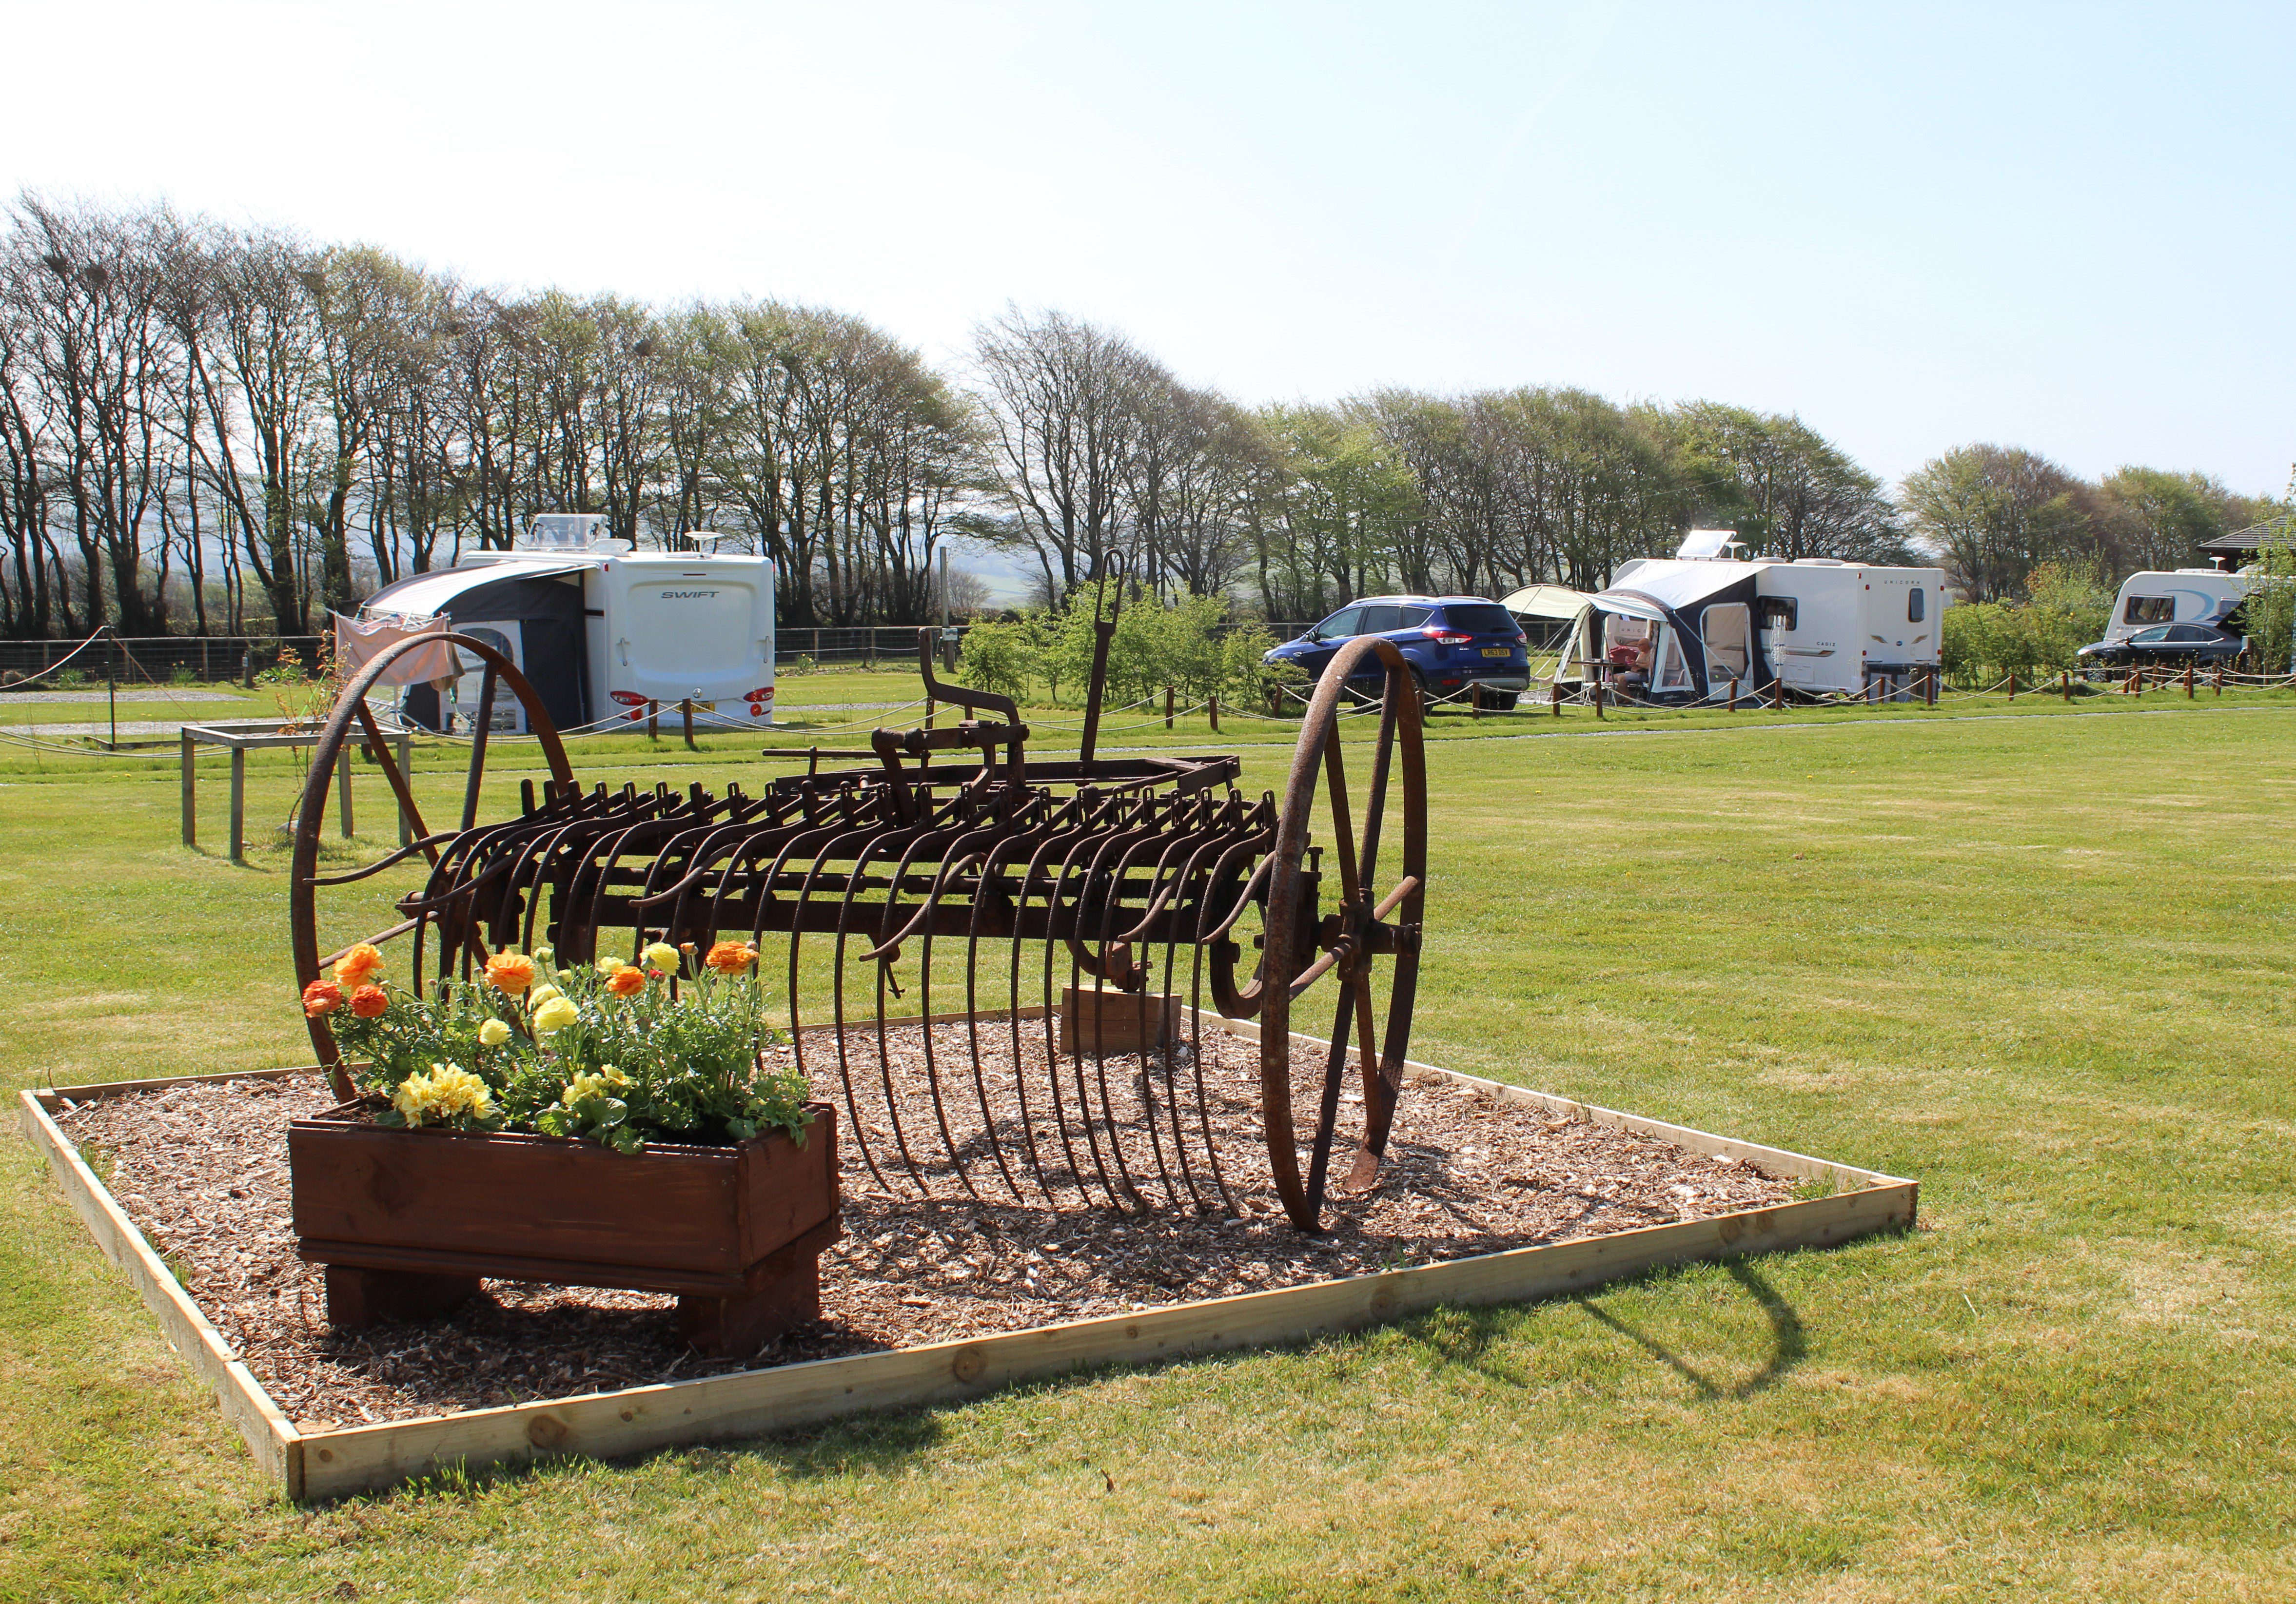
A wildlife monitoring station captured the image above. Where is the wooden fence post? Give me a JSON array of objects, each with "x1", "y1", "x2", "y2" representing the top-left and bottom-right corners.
[
  {"x1": 646, "y1": 701, "x2": 659, "y2": 740},
  {"x1": 2215, "y1": 664, "x2": 2224, "y2": 697},
  {"x1": 1550, "y1": 680, "x2": 1563, "y2": 717},
  {"x1": 2061, "y1": 670, "x2": 2071, "y2": 702},
  {"x1": 680, "y1": 698, "x2": 696, "y2": 749},
  {"x1": 1165, "y1": 686, "x2": 1174, "y2": 730},
  {"x1": 1727, "y1": 675, "x2": 1739, "y2": 711},
  {"x1": 1208, "y1": 693, "x2": 1219, "y2": 734},
  {"x1": 228, "y1": 744, "x2": 246, "y2": 865},
  {"x1": 1769, "y1": 677, "x2": 1784, "y2": 710},
  {"x1": 180, "y1": 730, "x2": 196, "y2": 848},
  {"x1": 1593, "y1": 681, "x2": 1606, "y2": 720},
  {"x1": 396, "y1": 732, "x2": 413, "y2": 847},
  {"x1": 2006, "y1": 669, "x2": 2015, "y2": 701},
  {"x1": 337, "y1": 749, "x2": 354, "y2": 839},
  {"x1": 2185, "y1": 662, "x2": 2195, "y2": 699}
]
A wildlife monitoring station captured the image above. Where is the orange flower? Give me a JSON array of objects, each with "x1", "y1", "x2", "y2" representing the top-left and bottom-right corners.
[
  {"x1": 704, "y1": 940, "x2": 758, "y2": 975},
  {"x1": 301, "y1": 979, "x2": 344, "y2": 1017},
  {"x1": 484, "y1": 952, "x2": 537, "y2": 996},
  {"x1": 349, "y1": 984, "x2": 390, "y2": 1018},
  {"x1": 606, "y1": 966, "x2": 646, "y2": 998},
  {"x1": 333, "y1": 943, "x2": 384, "y2": 988}
]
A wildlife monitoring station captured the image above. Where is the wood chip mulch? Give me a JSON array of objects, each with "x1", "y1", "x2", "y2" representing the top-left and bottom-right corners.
[{"x1": 51, "y1": 1030, "x2": 1792, "y2": 1428}]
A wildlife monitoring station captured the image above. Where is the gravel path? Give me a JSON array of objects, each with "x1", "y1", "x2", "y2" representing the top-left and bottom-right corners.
[{"x1": 54, "y1": 1043, "x2": 1792, "y2": 1428}]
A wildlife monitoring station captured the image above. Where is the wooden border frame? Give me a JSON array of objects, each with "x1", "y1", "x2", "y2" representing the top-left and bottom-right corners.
[{"x1": 19, "y1": 1022, "x2": 1914, "y2": 1503}]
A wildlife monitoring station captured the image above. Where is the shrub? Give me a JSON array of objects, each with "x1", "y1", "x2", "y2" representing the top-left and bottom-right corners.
[
  {"x1": 955, "y1": 619, "x2": 1031, "y2": 702},
  {"x1": 956, "y1": 588, "x2": 1304, "y2": 711}
]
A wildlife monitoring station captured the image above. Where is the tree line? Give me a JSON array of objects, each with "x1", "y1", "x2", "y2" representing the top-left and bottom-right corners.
[{"x1": 0, "y1": 195, "x2": 2282, "y2": 642}]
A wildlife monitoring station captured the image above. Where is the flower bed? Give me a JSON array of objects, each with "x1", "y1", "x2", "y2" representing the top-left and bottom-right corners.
[
  {"x1": 55, "y1": 1029, "x2": 1803, "y2": 1426},
  {"x1": 293, "y1": 938, "x2": 836, "y2": 1352}
]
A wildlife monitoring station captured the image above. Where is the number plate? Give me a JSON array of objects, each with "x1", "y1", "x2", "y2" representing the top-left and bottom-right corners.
[{"x1": 1480, "y1": 647, "x2": 1511, "y2": 658}]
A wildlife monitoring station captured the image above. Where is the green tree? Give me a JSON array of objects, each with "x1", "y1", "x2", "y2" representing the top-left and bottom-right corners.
[{"x1": 1900, "y1": 445, "x2": 2094, "y2": 604}]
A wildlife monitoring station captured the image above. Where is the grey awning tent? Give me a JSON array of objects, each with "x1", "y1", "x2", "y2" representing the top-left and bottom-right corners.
[
  {"x1": 361, "y1": 560, "x2": 591, "y2": 733},
  {"x1": 1579, "y1": 559, "x2": 1768, "y2": 701}
]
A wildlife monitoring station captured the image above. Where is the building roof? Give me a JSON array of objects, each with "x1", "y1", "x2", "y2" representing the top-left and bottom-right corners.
[{"x1": 2200, "y1": 519, "x2": 2294, "y2": 554}]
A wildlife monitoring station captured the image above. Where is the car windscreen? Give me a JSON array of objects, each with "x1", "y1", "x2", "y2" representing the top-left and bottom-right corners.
[{"x1": 1438, "y1": 604, "x2": 1515, "y2": 634}]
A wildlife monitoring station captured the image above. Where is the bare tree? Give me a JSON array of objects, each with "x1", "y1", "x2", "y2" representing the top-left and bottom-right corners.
[{"x1": 971, "y1": 307, "x2": 1143, "y2": 601}]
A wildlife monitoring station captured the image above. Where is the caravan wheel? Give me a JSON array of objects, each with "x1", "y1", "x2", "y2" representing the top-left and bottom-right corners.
[{"x1": 1257, "y1": 636, "x2": 1428, "y2": 1232}]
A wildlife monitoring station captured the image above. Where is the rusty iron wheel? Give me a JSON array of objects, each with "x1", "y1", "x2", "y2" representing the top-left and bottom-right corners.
[
  {"x1": 288, "y1": 631, "x2": 574, "y2": 1099},
  {"x1": 1256, "y1": 636, "x2": 1428, "y2": 1231}
]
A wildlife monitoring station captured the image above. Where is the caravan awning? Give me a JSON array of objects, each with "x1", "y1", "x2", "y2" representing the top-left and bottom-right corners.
[
  {"x1": 359, "y1": 559, "x2": 592, "y2": 622},
  {"x1": 1593, "y1": 558, "x2": 1763, "y2": 613},
  {"x1": 1499, "y1": 583, "x2": 1590, "y2": 620},
  {"x1": 1588, "y1": 593, "x2": 1666, "y2": 624}
]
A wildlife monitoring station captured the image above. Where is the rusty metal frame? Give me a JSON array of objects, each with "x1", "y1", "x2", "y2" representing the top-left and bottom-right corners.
[{"x1": 287, "y1": 608, "x2": 1429, "y2": 1232}]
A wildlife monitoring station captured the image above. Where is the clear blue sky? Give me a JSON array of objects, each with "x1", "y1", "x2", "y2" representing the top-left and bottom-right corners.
[{"x1": 3, "y1": 0, "x2": 2288, "y2": 495}]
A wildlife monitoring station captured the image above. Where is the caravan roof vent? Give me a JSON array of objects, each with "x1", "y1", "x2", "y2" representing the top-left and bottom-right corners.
[
  {"x1": 1675, "y1": 528, "x2": 1740, "y2": 560},
  {"x1": 520, "y1": 514, "x2": 613, "y2": 550},
  {"x1": 1791, "y1": 557, "x2": 1847, "y2": 566}
]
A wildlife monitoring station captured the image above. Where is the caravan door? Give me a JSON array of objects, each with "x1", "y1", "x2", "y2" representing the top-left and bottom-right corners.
[
  {"x1": 1701, "y1": 603, "x2": 1752, "y2": 696},
  {"x1": 445, "y1": 622, "x2": 527, "y2": 734}
]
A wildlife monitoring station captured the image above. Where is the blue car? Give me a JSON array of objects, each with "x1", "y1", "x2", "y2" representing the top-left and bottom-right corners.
[{"x1": 1263, "y1": 596, "x2": 1530, "y2": 708}]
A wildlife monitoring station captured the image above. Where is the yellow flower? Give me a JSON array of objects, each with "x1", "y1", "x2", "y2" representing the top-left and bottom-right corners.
[
  {"x1": 532, "y1": 944, "x2": 553, "y2": 964},
  {"x1": 561, "y1": 1071, "x2": 614, "y2": 1107},
  {"x1": 532, "y1": 995, "x2": 580, "y2": 1034},
  {"x1": 603, "y1": 1066, "x2": 631, "y2": 1089},
  {"x1": 643, "y1": 941, "x2": 682, "y2": 973},
  {"x1": 391, "y1": 1064, "x2": 494, "y2": 1127},
  {"x1": 477, "y1": 1018, "x2": 511, "y2": 1047},
  {"x1": 527, "y1": 983, "x2": 562, "y2": 1009},
  {"x1": 596, "y1": 957, "x2": 628, "y2": 976},
  {"x1": 556, "y1": 969, "x2": 573, "y2": 983},
  {"x1": 428, "y1": 1065, "x2": 494, "y2": 1120}
]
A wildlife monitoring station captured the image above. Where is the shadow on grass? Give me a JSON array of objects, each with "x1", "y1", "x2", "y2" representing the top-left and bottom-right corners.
[{"x1": 1575, "y1": 1259, "x2": 1807, "y2": 1400}]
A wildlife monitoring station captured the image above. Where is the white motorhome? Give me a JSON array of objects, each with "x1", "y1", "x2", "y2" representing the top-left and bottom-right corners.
[
  {"x1": 359, "y1": 514, "x2": 777, "y2": 734},
  {"x1": 2101, "y1": 568, "x2": 2251, "y2": 646},
  {"x1": 1540, "y1": 531, "x2": 1948, "y2": 703}
]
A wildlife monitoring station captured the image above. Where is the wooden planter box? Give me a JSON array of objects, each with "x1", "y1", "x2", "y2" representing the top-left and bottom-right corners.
[{"x1": 288, "y1": 1102, "x2": 840, "y2": 1356}]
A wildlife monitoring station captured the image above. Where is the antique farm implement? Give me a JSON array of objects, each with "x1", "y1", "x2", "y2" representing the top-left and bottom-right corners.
[{"x1": 290, "y1": 574, "x2": 1429, "y2": 1231}]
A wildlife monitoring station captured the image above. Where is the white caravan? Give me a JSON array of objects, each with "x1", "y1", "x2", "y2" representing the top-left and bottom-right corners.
[
  {"x1": 2101, "y1": 568, "x2": 2251, "y2": 646},
  {"x1": 1546, "y1": 531, "x2": 1948, "y2": 703},
  {"x1": 358, "y1": 514, "x2": 777, "y2": 734}
]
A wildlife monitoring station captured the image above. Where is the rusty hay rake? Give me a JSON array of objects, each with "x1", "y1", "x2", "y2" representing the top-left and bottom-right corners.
[{"x1": 290, "y1": 578, "x2": 1430, "y2": 1231}]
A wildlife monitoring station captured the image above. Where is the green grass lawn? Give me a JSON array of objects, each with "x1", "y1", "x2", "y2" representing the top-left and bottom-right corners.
[{"x1": 4, "y1": 702, "x2": 2295, "y2": 1600}]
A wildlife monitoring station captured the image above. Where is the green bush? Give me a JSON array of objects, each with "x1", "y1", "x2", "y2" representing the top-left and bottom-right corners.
[
  {"x1": 955, "y1": 589, "x2": 1304, "y2": 711},
  {"x1": 1940, "y1": 560, "x2": 2114, "y2": 686}
]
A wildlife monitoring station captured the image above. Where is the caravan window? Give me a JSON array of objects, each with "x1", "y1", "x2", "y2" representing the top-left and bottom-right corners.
[
  {"x1": 1758, "y1": 597, "x2": 1797, "y2": 632},
  {"x1": 2124, "y1": 595, "x2": 2174, "y2": 625},
  {"x1": 1908, "y1": 588, "x2": 1926, "y2": 623}
]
